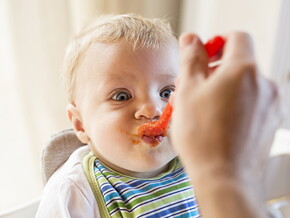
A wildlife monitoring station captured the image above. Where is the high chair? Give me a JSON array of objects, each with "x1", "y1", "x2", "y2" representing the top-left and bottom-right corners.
[
  {"x1": 41, "y1": 128, "x2": 85, "y2": 183},
  {"x1": 265, "y1": 154, "x2": 290, "y2": 218},
  {"x1": 0, "y1": 198, "x2": 40, "y2": 218}
]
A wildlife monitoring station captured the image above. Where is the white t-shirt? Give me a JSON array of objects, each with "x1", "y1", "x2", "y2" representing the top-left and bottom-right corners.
[{"x1": 36, "y1": 146, "x2": 101, "y2": 218}]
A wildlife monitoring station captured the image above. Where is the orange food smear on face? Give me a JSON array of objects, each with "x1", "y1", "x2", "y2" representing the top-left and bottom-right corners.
[
  {"x1": 131, "y1": 134, "x2": 141, "y2": 145},
  {"x1": 138, "y1": 101, "x2": 173, "y2": 138}
]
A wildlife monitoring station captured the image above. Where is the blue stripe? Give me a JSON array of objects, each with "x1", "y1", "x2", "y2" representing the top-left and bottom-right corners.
[
  {"x1": 137, "y1": 197, "x2": 197, "y2": 217},
  {"x1": 163, "y1": 207, "x2": 200, "y2": 218},
  {"x1": 146, "y1": 200, "x2": 198, "y2": 218}
]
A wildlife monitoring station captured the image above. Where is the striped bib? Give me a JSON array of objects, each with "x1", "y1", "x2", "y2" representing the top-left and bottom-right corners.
[{"x1": 83, "y1": 153, "x2": 200, "y2": 218}]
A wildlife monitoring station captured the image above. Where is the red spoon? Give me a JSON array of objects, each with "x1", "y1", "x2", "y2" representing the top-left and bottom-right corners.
[{"x1": 138, "y1": 36, "x2": 225, "y2": 142}]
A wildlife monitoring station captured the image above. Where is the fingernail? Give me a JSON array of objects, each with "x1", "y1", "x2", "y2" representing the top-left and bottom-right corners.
[{"x1": 180, "y1": 33, "x2": 194, "y2": 48}]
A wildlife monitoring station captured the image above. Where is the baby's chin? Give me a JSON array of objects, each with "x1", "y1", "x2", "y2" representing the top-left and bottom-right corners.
[{"x1": 89, "y1": 138, "x2": 176, "y2": 177}]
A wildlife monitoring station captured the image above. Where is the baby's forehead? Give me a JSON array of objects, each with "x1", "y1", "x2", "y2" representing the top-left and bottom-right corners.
[
  {"x1": 78, "y1": 40, "x2": 178, "y2": 82},
  {"x1": 82, "y1": 40, "x2": 178, "y2": 69},
  {"x1": 85, "y1": 39, "x2": 178, "y2": 56}
]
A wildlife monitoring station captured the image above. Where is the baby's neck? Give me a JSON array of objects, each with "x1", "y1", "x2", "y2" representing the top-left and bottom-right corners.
[{"x1": 97, "y1": 156, "x2": 170, "y2": 178}]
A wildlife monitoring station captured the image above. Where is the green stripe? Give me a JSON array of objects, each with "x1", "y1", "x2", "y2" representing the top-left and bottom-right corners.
[
  {"x1": 82, "y1": 153, "x2": 111, "y2": 218},
  {"x1": 110, "y1": 186, "x2": 194, "y2": 217}
]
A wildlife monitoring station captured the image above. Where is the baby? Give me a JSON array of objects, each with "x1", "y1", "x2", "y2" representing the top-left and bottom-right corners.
[{"x1": 36, "y1": 14, "x2": 200, "y2": 217}]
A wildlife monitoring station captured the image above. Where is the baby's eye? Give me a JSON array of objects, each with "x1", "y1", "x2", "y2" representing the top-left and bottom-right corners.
[
  {"x1": 112, "y1": 91, "x2": 132, "y2": 101},
  {"x1": 160, "y1": 86, "x2": 175, "y2": 99}
]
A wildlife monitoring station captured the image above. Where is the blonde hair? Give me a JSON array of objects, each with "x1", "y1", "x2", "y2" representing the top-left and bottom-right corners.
[{"x1": 63, "y1": 14, "x2": 177, "y2": 103}]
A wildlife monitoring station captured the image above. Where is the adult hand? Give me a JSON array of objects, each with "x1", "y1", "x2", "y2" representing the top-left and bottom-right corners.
[{"x1": 171, "y1": 32, "x2": 283, "y2": 218}]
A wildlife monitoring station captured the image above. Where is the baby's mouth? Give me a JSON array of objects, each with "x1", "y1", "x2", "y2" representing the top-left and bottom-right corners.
[
  {"x1": 141, "y1": 135, "x2": 164, "y2": 146},
  {"x1": 137, "y1": 101, "x2": 173, "y2": 143}
]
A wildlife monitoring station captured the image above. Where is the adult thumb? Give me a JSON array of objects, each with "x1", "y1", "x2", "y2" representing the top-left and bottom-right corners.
[{"x1": 179, "y1": 33, "x2": 209, "y2": 86}]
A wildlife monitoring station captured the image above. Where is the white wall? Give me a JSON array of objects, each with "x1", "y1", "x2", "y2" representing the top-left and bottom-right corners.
[
  {"x1": 180, "y1": 0, "x2": 282, "y2": 78},
  {"x1": 0, "y1": 0, "x2": 72, "y2": 211},
  {"x1": 270, "y1": 0, "x2": 290, "y2": 129}
]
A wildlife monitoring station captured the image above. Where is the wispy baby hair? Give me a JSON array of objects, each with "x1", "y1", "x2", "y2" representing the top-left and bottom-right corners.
[{"x1": 63, "y1": 13, "x2": 177, "y2": 103}]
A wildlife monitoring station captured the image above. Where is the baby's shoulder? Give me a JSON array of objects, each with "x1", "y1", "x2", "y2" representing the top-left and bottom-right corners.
[
  {"x1": 36, "y1": 146, "x2": 99, "y2": 217},
  {"x1": 45, "y1": 145, "x2": 91, "y2": 192}
]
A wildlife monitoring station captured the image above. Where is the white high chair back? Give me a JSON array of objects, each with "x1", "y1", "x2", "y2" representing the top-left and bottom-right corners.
[
  {"x1": 265, "y1": 154, "x2": 290, "y2": 218},
  {"x1": 0, "y1": 198, "x2": 40, "y2": 218}
]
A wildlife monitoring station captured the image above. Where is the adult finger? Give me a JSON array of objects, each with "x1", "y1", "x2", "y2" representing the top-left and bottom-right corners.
[
  {"x1": 212, "y1": 32, "x2": 257, "y2": 82},
  {"x1": 179, "y1": 33, "x2": 209, "y2": 86},
  {"x1": 222, "y1": 32, "x2": 255, "y2": 63}
]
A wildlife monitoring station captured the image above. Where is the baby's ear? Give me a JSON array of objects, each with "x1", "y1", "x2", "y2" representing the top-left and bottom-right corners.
[{"x1": 66, "y1": 104, "x2": 90, "y2": 144}]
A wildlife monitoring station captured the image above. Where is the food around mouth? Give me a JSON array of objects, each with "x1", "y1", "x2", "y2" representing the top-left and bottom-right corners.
[{"x1": 141, "y1": 135, "x2": 164, "y2": 146}]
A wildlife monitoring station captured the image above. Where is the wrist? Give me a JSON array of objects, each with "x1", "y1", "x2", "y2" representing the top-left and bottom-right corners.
[
  {"x1": 181, "y1": 160, "x2": 267, "y2": 218},
  {"x1": 182, "y1": 157, "x2": 258, "y2": 192},
  {"x1": 194, "y1": 176, "x2": 267, "y2": 218}
]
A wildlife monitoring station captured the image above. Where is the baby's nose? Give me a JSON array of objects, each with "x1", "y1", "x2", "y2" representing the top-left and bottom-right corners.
[{"x1": 135, "y1": 102, "x2": 162, "y2": 120}]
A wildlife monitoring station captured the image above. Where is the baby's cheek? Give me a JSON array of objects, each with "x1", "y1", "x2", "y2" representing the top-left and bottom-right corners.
[{"x1": 166, "y1": 130, "x2": 173, "y2": 144}]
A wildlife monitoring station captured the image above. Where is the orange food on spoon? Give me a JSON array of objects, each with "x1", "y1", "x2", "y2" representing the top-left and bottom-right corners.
[
  {"x1": 204, "y1": 36, "x2": 225, "y2": 58},
  {"x1": 138, "y1": 36, "x2": 225, "y2": 145}
]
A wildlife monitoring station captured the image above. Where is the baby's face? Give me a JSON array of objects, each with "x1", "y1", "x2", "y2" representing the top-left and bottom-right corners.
[{"x1": 70, "y1": 41, "x2": 178, "y2": 177}]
